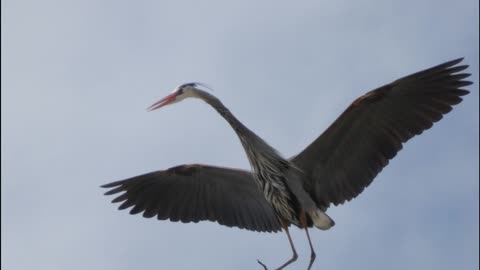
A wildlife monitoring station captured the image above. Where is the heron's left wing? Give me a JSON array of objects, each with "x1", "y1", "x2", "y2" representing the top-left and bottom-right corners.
[
  {"x1": 101, "y1": 164, "x2": 282, "y2": 232},
  {"x1": 290, "y1": 58, "x2": 472, "y2": 209}
]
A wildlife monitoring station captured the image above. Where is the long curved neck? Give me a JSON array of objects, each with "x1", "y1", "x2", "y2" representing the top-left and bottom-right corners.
[
  {"x1": 199, "y1": 91, "x2": 257, "y2": 143},
  {"x1": 194, "y1": 90, "x2": 287, "y2": 174}
]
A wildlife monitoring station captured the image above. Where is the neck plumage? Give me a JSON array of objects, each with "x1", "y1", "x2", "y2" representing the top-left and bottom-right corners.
[
  {"x1": 195, "y1": 90, "x2": 287, "y2": 175},
  {"x1": 202, "y1": 92, "x2": 258, "y2": 145}
]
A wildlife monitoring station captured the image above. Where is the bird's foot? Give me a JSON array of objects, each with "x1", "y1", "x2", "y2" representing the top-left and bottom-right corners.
[{"x1": 257, "y1": 259, "x2": 268, "y2": 270}]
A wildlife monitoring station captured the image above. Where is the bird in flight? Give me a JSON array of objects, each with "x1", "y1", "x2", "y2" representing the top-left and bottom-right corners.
[{"x1": 102, "y1": 58, "x2": 472, "y2": 270}]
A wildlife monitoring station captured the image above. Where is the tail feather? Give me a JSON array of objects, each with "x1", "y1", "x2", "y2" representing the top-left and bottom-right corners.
[{"x1": 310, "y1": 209, "x2": 335, "y2": 230}]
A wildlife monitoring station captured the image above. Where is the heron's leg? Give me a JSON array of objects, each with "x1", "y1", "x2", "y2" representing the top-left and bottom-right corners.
[
  {"x1": 257, "y1": 219, "x2": 298, "y2": 270},
  {"x1": 257, "y1": 260, "x2": 268, "y2": 270},
  {"x1": 300, "y1": 211, "x2": 316, "y2": 270}
]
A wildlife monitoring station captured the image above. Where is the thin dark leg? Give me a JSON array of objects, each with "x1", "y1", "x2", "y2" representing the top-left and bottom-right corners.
[
  {"x1": 257, "y1": 219, "x2": 298, "y2": 270},
  {"x1": 304, "y1": 226, "x2": 316, "y2": 270},
  {"x1": 300, "y1": 211, "x2": 316, "y2": 270},
  {"x1": 257, "y1": 259, "x2": 268, "y2": 270}
]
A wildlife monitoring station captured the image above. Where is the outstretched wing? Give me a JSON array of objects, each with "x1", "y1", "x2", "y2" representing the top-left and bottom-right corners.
[
  {"x1": 291, "y1": 58, "x2": 472, "y2": 209},
  {"x1": 101, "y1": 164, "x2": 282, "y2": 232}
]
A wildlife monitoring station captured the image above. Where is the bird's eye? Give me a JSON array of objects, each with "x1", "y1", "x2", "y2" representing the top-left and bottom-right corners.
[{"x1": 178, "y1": 89, "x2": 184, "y2": 95}]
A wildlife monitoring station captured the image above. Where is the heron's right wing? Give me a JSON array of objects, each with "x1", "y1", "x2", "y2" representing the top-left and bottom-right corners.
[
  {"x1": 290, "y1": 58, "x2": 471, "y2": 209},
  {"x1": 101, "y1": 164, "x2": 282, "y2": 232}
]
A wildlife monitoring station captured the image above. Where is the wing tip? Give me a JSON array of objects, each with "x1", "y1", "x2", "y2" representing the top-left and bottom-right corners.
[
  {"x1": 104, "y1": 189, "x2": 121, "y2": 196},
  {"x1": 447, "y1": 57, "x2": 464, "y2": 67},
  {"x1": 431, "y1": 57, "x2": 466, "y2": 73},
  {"x1": 100, "y1": 181, "x2": 123, "y2": 188}
]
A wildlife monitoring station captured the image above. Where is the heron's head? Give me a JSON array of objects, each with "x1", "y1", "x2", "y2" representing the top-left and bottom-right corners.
[{"x1": 147, "y1": 82, "x2": 212, "y2": 111}]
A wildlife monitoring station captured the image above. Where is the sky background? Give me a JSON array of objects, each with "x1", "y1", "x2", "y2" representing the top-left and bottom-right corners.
[{"x1": 2, "y1": 0, "x2": 478, "y2": 270}]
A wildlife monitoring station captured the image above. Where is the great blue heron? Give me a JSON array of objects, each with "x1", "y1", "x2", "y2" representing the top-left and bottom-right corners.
[{"x1": 102, "y1": 58, "x2": 472, "y2": 270}]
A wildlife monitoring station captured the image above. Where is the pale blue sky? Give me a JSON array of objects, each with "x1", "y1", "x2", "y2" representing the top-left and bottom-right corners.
[{"x1": 2, "y1": 0, "x2": 478, "y2": 270}]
